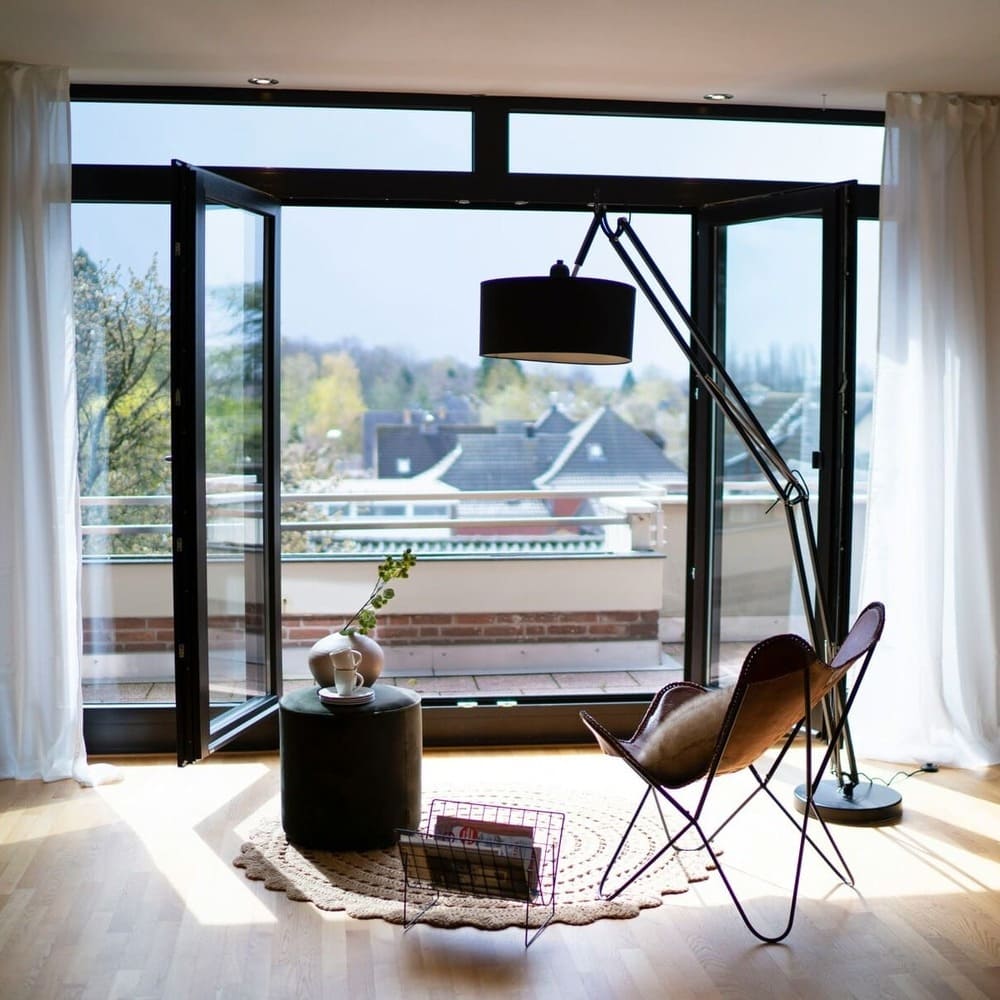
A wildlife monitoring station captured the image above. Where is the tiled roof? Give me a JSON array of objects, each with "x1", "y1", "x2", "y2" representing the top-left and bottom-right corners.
[
  {"x1": 362, "y1": 410, "x2": 406, "y2": 469},
  {"x1": 428, "y1": 406, "x2": 684, "y2": 491},
  {"x1": 363, "y1": 399, "x2": 479, "y2": 469},
  {"x1": 535, "y1": 406, "x2": 685, "y2": 487},
  {"x1": 437, "y1": 433, "x2": 569, "y2": 490},
  {"x1": 376, "y1": 424, "x2": 494, "y2": 478},
  {"x1": 723, "y1": 390, "x2": 814, "y2": 478},
  {"x1": 533, "y1": 403, "x2": 577, "y2": 435}
]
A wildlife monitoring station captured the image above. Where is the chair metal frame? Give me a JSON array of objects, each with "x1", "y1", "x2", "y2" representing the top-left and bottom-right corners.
[{"x1": 580, "y1": 602, "x2": 885, "y2": 944}]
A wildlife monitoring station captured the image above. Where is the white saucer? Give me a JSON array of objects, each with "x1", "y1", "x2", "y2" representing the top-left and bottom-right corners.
[{"x1": 317, "y1": 686, "x2": 375, "y2": 706}]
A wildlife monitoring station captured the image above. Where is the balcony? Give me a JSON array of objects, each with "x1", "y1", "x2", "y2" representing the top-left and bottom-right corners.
[{"x1": 80, "y1": 484, "x2": 863, "y2": 705}]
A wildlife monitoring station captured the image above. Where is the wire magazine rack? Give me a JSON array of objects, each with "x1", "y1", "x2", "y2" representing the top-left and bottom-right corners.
[{"x1": 397, "y1": 798, "x2": 565, "y2": 947}]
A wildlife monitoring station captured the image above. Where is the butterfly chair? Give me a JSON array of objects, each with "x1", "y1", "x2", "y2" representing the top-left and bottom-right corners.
[{"x1": 580, "y1": 601, "x2": 885, "y2": 944}]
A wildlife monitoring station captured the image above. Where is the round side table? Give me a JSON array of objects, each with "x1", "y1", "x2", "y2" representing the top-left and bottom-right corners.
[{"x1": 279, "y1": 685, "x2": 422, "y2": 850}]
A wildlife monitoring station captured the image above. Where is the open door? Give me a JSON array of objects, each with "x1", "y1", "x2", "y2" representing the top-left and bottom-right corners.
[
  {"x1": 687, "y1": 182, "x2": 858, "y2": 687},
  {"x1": 170, "y1": 161, "x2": 282, "y2": 765}
]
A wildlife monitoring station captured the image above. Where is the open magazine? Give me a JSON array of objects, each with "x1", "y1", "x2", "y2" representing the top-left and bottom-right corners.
[{"x1": 399, "y1": 815, "x2": 541, "y2": 900}]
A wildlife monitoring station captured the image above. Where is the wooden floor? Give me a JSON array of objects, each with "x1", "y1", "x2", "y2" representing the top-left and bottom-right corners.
[{"x1": 2, "y1": 745, "x2": 999, "y2": 1000}]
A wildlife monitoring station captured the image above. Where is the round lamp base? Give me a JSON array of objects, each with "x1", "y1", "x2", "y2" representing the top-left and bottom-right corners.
[{"x1": 793, "y1": 779, "x2": 902, "y2": 824}]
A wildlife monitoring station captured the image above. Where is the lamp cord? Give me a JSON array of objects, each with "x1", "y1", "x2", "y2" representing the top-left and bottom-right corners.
[{"x1": 855, "y1": 765, "x2": 939, "y2": 790}]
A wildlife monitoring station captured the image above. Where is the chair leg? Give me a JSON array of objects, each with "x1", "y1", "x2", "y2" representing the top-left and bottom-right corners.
[
  {"x1": 602, "y1": 784, "x2": 811, "y2": 945},
  {"x1": 714, "y1": 700, "x2": 853, "y2": 942},
  {"x1": 704, "y1": 723, "x2": 803, "y2": 844},
  {"x1": 597, "y1": 785, "x2": 699, "y2": 901},
  {"x1": 753, "y1": 769, "x2": 855, "y2": 886},
  {"x1": 703, "y1": 727, "x2": 855, "y2": 887},
  {"x1": 627, "y1": 766, "x2": 847, "y2": 941},
  {"x1": 703, "y1": 821, "x2": 808, "y2": 945},
  {"x1": 706, "y1": 759, "x2": 821, "y2": 942}
]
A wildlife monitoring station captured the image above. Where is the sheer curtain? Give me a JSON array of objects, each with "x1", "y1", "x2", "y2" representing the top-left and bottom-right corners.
[
  {"x1": 854, "y1": 92, "x2": 1000, "y2": 768},
  {"x1": 0, "y1": 64, "x2": 115, "y2": 783}
]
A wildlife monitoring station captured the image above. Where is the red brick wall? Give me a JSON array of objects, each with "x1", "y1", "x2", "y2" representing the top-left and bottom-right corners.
[
  {"x1": 83, "y1": 617, "x2": 175, "y2": 654},
  {"x1": 82, "y1": 610, "x2": 660, "y2": 653}
]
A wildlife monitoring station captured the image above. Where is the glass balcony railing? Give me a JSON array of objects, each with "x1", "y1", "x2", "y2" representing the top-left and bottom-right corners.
[
  {"x1": 79, "y1": 483, "x2": 867, "y2": 705},
  {"x1": 80, "y1": 484, "x2": 677, "y2": 704},
  {"x1": 80, "y1": 484, "x2": 673, "y2": 556}
]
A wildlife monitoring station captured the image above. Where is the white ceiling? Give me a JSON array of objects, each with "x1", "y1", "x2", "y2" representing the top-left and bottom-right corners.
[{"x1": 4, "y1": 0, "x2": 1000, "y2": 112}]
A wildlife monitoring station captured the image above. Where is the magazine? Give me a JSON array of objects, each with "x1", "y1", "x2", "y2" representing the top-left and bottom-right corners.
[{"x1": 406, "y1": 815, "x2": 540, "y2": 900}]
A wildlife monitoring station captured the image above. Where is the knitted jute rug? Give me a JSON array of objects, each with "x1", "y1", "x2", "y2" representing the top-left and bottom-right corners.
[{"x1": 233, "y1": 783, "x2": 713, "y2": 932}]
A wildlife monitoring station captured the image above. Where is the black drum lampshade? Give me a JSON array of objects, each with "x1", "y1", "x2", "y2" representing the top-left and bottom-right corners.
[{"x1": 480, "y1": 260, "x2": 636, "y2": 365}]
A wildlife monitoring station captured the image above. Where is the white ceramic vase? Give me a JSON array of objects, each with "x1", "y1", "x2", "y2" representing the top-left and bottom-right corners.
[{"x1": 308, "y1": 631, "x2": 384, "y2": 688}]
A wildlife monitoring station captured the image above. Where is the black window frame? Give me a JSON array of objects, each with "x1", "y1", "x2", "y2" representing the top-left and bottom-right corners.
[{"x1": 74, "y1": 85, "x2": 883, "y2": 753}]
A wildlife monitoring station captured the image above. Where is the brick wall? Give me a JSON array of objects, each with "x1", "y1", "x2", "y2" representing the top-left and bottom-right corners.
[
  {"x1": 83, "y1": 617, "x2": 175, "y2": 654},
  {"x1": 82, "y1": 610, "x2": 660, "y2": 653}
]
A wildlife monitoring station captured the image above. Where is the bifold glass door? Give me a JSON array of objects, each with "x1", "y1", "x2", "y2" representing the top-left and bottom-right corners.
[
  {"x1": 170, "y1": 162, "x2": 282, "y2": 765},
  {"x1": 689, "y1": 183, "x2": 858, "y2": 686}
]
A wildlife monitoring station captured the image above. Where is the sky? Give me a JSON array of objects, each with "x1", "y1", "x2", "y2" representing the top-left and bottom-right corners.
[{"x1": 69, "y1": 103, "x2": 883, "y2": 385}]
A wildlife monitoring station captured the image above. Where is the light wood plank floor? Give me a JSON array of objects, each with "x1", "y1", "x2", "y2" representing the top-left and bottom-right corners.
[{"x1": 2, "y1": 746, "x2": 999, "y2": 1000}]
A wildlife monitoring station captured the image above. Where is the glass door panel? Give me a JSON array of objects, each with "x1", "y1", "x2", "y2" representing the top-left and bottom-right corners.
[
  {"x1": 73, "y1": 203, "x2": 174, "y2": 707},
  {"x1": 691, "y1": 183, "x2": 857, "y2": 687},
  {"x1": 715, "y1": 216, "x2": 822, "y2": 682},
  {"x1": 204, "y1": 205, "x2": 268, "y2": 708},
  {"x1": 171, "y1": 162, "x2": 281, "y2": 765}
]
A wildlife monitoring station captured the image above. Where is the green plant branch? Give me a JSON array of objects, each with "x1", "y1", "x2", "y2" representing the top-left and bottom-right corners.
[{"x1": 340, "y1": 548, "x2": 417, "y2": 635}]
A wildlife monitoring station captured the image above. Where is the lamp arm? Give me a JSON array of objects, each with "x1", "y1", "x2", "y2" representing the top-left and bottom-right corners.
[
  {"x1": 570, "y1": 210, "x2": 604, "y2": 277},
  {"x1": 581, "y1": 208, "x2": 833, "y2": 662},
  {"x1": 609, "y1": 215, "x2": 801, "y2": 497},
  {"x1": 589, "y1": 208, "x2": 854, "y2": 785}
]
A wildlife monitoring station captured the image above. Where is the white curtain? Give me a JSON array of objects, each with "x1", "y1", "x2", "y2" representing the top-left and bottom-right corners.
[
  {"x1": 854, "y1": 92, "x2": 1000, "y2": 768},
  {"x1": 0, "y1": 64, "x2": 114, "y2": 783}
]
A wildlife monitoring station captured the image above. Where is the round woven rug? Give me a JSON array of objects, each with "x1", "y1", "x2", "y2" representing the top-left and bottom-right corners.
[{"x1": 233, "y1": 783, "x2": 712, "y2": 931}]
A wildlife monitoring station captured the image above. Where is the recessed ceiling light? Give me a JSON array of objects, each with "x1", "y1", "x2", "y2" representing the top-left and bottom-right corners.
[
  {"x1": 704, "y1": 92, "x2": 734, "y2": 101},
  {"x1": 248, "y1": 76, "x2": 279, "y2": 86}
]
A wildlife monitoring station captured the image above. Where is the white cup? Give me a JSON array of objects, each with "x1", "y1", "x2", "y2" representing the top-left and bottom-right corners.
[{"x1": 332, "y1": 648, "x2": 364, "y2": 696}]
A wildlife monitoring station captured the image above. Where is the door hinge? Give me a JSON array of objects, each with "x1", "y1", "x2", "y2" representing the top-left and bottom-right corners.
[
  {"x1": 176, "y1": 537, "x2": 183, "y2": 553},
  {"x1": 174, "y1": 241, "x2": 182, "y2": 257},
  {"x1": 178, "y1": 643, "x2": 185, "y2": 659}
]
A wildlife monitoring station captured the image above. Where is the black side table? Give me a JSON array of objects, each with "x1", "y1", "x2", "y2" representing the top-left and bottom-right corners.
[{"x1": 279, "y1": 685, "x2": 422, "y2": 850}]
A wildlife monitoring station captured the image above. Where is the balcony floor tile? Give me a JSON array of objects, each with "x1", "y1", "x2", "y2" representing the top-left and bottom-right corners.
[
  {"x1": 391, "y1": 675, "x2": 480, "y2": 694},
  {"x1": 82, "y1": 643, "x2": 757, "y2": 705}
]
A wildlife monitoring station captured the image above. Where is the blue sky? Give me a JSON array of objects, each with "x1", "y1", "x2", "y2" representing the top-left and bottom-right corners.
[{"x1": 70, "y1": 103, "x2": 883, "y2": 384}]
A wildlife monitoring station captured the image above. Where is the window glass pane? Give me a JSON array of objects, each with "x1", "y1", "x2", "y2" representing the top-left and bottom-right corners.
[
  {"x1": 74, "y1": 107, "x2": 878, "y2": 718},
  {"x1": 203, "y1": 204, "x2": 270, "y2": 708},
  {"x1": 279, "y1": 208, "x2": 691, "y2": 520},
  {"x1": 72, "y1": 102, "x2": 471, "y2": 170},
  {"x1": 713, "y1": 216, "x2": 823, "y2": 683},
  {"x1": 510, "y1": 114, "x2": 884, "y2": 184},
  {"x1": 73, "y1": 203, "x2": 173, "y2": 706},
  {"x1": 279, "y1": 206, "x2": 690, "y2": 702}
]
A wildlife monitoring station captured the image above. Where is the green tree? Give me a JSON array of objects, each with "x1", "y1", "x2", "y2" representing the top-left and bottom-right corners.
[
  {"x1": 74, "y1": 249, "x2": 172, "y2": 555},
  {"x1": 74, "y1": 250, "x2": 171, "y2": 497},
  {"x1": 204, "y1": 280, "x2": 266, "y2": 477},
  {"x1": 359, "y1": 346, "x2": 420, "y2": 410},
  {"x1": 305, "y1": 351, "x2": 366, "y2": 456},
  {"x1": 476, "y1": 356, "x2": 525, "y2": 396},
  {"x1": 281, "y1": 349, "x2": 321, "y2": 444}
]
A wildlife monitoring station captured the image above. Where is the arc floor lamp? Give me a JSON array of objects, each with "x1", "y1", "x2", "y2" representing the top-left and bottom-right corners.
[{"x1": 480, "y1": 205, "x2": 901, "y2": 823}]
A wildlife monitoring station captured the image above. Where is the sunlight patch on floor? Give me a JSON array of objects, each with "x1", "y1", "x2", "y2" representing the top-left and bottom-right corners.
[
  {"x1": 93, "y1": 758, "x2": 280, "y2": 926},
  {"x1": 0, "y1": 797, "x2": 114, "y2": 846}
]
